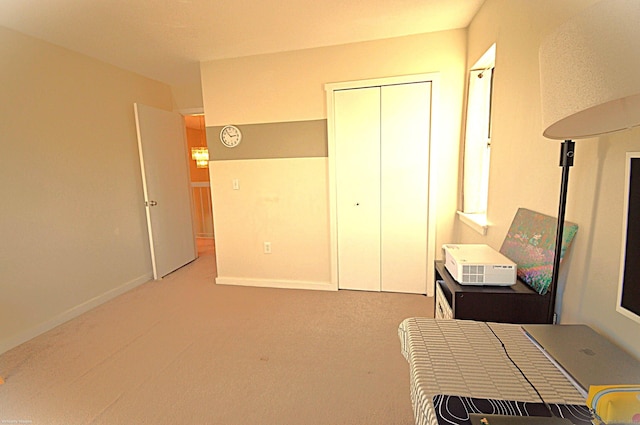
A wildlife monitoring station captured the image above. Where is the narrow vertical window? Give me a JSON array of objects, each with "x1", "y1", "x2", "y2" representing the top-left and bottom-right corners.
[{"x1": 460, "y1": 45, "x2": 495, "y2": 232}]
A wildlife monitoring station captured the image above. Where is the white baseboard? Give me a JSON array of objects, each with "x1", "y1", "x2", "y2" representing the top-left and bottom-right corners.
[
  {"x1": 215, "y1": 277, "x2": 337, "y2": 291},
  {"x1": 0, "y1": 273, "x2": 152, "y2": 355}
]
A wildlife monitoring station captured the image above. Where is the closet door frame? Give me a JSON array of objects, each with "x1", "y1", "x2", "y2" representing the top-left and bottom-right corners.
[{"x1": 325, "y1": 73, "x2": 440, "y2": 296}]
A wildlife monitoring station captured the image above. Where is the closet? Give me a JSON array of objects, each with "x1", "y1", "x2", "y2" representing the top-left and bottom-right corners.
[{"x1": 326, "y1": 75, "x2": 436, "y2": 294}]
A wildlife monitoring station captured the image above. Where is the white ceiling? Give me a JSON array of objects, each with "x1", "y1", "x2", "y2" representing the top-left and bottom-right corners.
[{"x1": 0, "y1": 0, "x2": 484, "y2": 87}]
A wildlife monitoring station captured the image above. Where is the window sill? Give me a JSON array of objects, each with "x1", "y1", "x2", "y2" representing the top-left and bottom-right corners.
[{"x1": 457, "y1": 211, "x2": 488, "y2": 235}]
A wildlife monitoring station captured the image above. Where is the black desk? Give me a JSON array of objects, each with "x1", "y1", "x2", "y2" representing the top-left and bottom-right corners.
[{"x1": 435, "y1": 260, "x2": 552, "y2": 324}]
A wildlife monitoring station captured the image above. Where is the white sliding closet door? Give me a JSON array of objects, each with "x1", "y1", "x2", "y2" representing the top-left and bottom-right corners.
[
  {"x1": 334, "y1": 87, "x2": 381, "y2": 291},
  {"x1": 380, "y1": 82, "x2": 431, "y2": 293},
  {"x1": 333, "y1": 81, "x2": 431, "y2": 294}
]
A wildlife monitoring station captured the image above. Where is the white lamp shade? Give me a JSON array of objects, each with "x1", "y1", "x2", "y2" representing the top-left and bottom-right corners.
[{"x1": 539, "y1": 0, "x2": 640, "y2": 140}]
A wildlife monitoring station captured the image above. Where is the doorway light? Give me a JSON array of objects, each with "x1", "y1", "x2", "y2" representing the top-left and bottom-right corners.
[{"x1": 191, "y1": 147, "x2": 209, "y2": 168}]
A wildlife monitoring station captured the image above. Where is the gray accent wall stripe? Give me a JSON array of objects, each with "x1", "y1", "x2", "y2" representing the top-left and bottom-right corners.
[{"x1": 207, "y1": 119, "x2": 327, "y2": 161}]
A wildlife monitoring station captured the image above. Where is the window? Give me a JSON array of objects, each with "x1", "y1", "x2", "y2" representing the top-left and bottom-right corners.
[{"x1": 459, "y1": 45, "x2": 495, "y2": 234}]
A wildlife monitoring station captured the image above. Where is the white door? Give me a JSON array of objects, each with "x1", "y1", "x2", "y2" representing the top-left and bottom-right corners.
[
  {"x1": 134, "y1": 103, "x2": 196, "y2": 279},
  {"x1": 380, "y1": 82, "x2": 431, "y2": 293},
  {"x1": 332, "y1": 81, "x2": 431, "y2": 294},
  {"x1": 334, "y1": 87, "x2": 381, "y2": 291}
]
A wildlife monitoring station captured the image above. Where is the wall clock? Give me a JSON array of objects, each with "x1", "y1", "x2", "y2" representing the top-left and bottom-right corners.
[{"x1": 220, "y1": 125, "x2": 242, "y2": 148}]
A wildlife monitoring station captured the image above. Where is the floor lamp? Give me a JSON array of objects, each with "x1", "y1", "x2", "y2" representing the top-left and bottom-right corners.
[{"x1": 539, "y1": 0, "x2": 640, "y2": 323}]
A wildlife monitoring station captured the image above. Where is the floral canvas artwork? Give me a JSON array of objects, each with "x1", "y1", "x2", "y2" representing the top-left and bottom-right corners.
[{"x1": 500, "y1": 208, "x2": 578, "y2": 295}]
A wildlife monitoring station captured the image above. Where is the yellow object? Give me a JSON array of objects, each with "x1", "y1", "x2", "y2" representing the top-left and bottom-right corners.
[
  {"x1": 587, "y1": 385, "x2": 640, "y2": 424},
  {"x1": 0, "y1": 376, "x2": 4, "y2": 385}
]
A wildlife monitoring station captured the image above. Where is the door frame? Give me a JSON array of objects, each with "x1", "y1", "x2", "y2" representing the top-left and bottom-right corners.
[{"x1": 324, "y1": 73, "x2": 440, "y2": 296}]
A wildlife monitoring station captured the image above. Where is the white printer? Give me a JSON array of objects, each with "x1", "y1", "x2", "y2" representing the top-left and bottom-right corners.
[{"x1": 442, "y1": 244, "x2": 516, "y2": 286}]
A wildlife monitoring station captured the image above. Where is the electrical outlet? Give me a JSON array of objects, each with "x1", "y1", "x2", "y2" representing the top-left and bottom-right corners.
[
  {"x1": 263, "y1": 242, "x2": 272, "y2": 254},
  {"x1": 232, "y1": 179, "x2": 240, "y2": 190}
]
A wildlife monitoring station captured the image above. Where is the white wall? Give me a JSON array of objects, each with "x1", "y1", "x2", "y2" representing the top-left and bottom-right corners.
[
  {"x1": 459, "y1": 0, "x2": 640, "y2": 358},
  {"x1": 171, "y1": 80, "x2": 204, "y2": 112},
  {"x1": 0, "y1": 26, "x2": 174, "y2": 353},
  {"x1": 210, "y1": 158, "x2": 332, "y2": 290},
  {"x1": 201, "y1": 30, "x2": 467, "y2": 289},
  {"x1": 201, "y1": 31, "x2": 466, "y2": 127}
]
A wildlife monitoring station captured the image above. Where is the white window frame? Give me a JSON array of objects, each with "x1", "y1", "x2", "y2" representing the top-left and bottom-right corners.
[{"x1": 459, "y1": 45, "x2": 496, "y2": 235}]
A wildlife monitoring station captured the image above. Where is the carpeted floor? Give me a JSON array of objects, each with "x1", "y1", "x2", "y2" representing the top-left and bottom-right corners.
[{"x1": 0, "y1": 240, "x2": 433, "y2": 424}]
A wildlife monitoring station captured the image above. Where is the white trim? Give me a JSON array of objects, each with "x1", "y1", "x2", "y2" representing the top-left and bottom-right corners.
[
  {"x1": 215, "y1": 277, "x2": 336, "y2": 292},
  {"x1": 325, "y1": 72, "x2": 440, "y2": 297},
  {"x1": 426, "y1": 76, "x2": 440, "y2": 297},
  {"x1": 325, "y1": 73, "x2": 439, "y2": 92},
  {"x1": 325, "y1": 86, "x2": 340, "y2": 290},
  {"x1": 0, "y1": 273, "x2": 152, "y2": 355},
  {"x1": 457, "y1": 211, "x2": 488, "y2": 235}
]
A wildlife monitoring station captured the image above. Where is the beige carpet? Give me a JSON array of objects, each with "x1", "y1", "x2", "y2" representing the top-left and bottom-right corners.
[{"x1": 0, "y1": 242, "x2": 433, "y2": 425}]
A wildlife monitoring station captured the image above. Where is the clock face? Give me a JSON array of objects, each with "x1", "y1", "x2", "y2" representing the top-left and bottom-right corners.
[{"x1": 220, "y1": 125, "x2": 242, "y2": 148}]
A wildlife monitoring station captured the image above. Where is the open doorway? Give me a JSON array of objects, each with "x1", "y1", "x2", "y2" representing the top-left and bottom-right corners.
[{"x1": 184, "y1": 114, "x2": 215, "y2": 258}]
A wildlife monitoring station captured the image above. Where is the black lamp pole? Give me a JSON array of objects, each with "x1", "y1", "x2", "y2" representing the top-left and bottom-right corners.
[{"x1": 548, "y1": 139, "x2": 575, "y2": 324}]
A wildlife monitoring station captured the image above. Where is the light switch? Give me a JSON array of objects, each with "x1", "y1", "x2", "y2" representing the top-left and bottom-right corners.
[{"x1": 233, "y1": 179, "x2": 239, "y2": 190}]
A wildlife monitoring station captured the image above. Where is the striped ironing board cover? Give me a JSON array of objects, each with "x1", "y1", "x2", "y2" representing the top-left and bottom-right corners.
[{"x1": 398, "y1": 318, "x2": 586, "y2": 425}]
